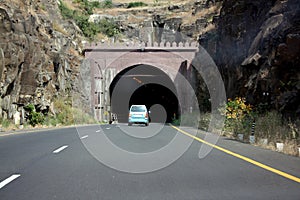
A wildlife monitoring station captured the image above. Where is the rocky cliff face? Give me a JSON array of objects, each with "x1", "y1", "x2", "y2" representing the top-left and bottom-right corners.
[
  {"x1": 89, "y1": 0, "x2": 222, "y2": 43},
  {"x1": 0, "y1": 0, "x2": 222, "y2": 124},
  {"x1": 2, "y1": 0, "x2": 298, "y2": 124},
  {"x1": 214, "y1": 0, "x2": 300, "y2": 118},
  {"x1": 0, "y1": 0, "x2": 84, "y2": 123}
]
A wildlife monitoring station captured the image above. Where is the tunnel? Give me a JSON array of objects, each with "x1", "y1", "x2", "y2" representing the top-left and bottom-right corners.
[{"x1": 109, "y1": 64, "x2": 180, "y2": 123}]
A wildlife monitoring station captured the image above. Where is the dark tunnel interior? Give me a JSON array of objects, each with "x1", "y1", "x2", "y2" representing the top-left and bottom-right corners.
[{"x1": 109, "y1": 64, "x2": 180, "y2": 123}]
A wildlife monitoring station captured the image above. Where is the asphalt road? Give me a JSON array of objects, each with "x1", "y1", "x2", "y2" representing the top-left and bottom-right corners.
[{"x1": 0, "y1": 124, "x2": 299, "y2": 200}]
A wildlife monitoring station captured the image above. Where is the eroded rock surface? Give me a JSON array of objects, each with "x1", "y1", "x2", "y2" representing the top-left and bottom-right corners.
[
  {"x1": 214, "y1": 0, "x2": 300, "y2": 118},
  {"x1": 0, "y1": 0, "x2": 85, "y2": 121}
]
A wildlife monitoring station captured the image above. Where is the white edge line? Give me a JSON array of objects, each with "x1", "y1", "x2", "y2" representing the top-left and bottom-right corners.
[
  {"x1": 53, "y1": 145, "x2": 68, "y2": 154},
  {"x1": 0, "y1": 174, "x2": 21, "y2": 189},
  {"x1": 80, "y1": 135, "x2": 89, "y2": 139},
  {"x1": 96, "y1": 130, "x2": 101, "y2": 132}
]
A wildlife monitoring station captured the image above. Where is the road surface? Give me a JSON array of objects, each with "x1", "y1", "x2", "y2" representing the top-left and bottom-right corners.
[{"x1": 0, "y1": 124, "x2": 299, "y2": 199}]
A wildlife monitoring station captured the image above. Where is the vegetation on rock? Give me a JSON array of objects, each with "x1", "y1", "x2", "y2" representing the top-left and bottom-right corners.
[
  {"x1": 59, "y1": 0, "x2": 120, "y2": 40},
  {"x1": 24, "y1": 104, "x2": 45, "y2": 127},
  {"x1": 127, "y1": 2, "x2": 148, "y2": 8}
]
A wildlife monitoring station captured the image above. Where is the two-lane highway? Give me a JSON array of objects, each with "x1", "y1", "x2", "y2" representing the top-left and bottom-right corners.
[{"x1": 0, "y1": 124, "x2": 299, "y2": 199}]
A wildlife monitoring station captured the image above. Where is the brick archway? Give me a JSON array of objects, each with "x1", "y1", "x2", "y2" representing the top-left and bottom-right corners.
[{"x1": 84, "y1": 42, "x2": 198, "y2": 122}]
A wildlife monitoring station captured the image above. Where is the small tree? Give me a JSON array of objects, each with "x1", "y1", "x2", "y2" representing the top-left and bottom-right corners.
[{"x1": 223, "y1": 97, "x2": 253, "y2": 135}]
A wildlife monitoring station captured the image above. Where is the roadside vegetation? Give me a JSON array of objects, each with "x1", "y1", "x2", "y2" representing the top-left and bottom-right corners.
[
  {"x1": 0, "y1": 97, "x2": 96, "y2": 132},
  {"x1": 0, "y1": 118, "x2": 16, "y2": 131},
  {"x1": 172, "y1": 97, "x2": 299, "y2": 156}
]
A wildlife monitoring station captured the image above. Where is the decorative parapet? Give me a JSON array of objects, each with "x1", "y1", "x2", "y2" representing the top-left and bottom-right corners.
[{"x1": 84, "y1": 41, "x2": 199, "y2": 51}]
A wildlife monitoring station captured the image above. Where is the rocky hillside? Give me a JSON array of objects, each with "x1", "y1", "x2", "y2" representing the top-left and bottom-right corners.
[
  {"x1": 0, "y1": 0, "x2": 299, "y2": 126},
  {"x1": 213, "y1": 0, "x2": 300, "y2": 118},
  {"x1": 84, "y1": 0, "x2": 222, "y2": 42},
  {"x1": 0, "y1": 0, "x2": 222, "y2": 125},
  {"x1": 0, "y1": 0, "x2": 85, "y2": 124}
]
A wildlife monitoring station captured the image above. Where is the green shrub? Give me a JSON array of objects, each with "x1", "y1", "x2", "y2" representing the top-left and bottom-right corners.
[
  {"x1": 43, "y1": 116, "x2": 58, "y2": 127},
  {"x1": 24, "y1": 104, "x2": 45, "y2": 127},
  {"x1": 72, "y1": 0, "x2": 101, "y2": 14},
  {"x1": 127, "y1": 2, "x2": 148, "y2": 8},
  {"x1": 100, "y1": 0, "x2": 113, "y2": 8},
  {"x1": 171, "y1": 118, "x2": 180, "y2": 126},
  {"x1": 97, "y1": 19, "x2": 120, "y2": 37},
  {"x1": 59, "y1": 1, "x2": 75, "y2": 19},
  {"x1": 59, "y1": 0, "x2": 119, "y2": 39}
]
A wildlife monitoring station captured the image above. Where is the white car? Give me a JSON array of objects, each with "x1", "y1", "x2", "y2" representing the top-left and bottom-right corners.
[{"x1": 128, "y1": 105, "x2": 149, "y2": 126}]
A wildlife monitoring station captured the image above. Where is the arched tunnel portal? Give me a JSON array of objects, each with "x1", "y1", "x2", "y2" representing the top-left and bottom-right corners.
[
  {"x1": 109, "y1": 64, "x2": 180, "y2": 123},
  {"x1": 84, "y1": 41, "x2": 199, "y2": 123}
]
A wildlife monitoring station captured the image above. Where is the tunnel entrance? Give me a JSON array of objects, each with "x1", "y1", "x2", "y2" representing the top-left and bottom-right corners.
[{"x1": 109, "y1": 64, "x2": 180, "y2": 123}]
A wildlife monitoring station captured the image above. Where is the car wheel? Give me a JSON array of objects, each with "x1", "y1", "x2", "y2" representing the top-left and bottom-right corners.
[{"x1": 145, "y1": 122, "x2": 149, "y2": 126}]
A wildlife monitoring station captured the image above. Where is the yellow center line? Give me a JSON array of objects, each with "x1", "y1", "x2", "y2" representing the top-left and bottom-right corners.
[{"x1": 171, "y1": 125, "x2": 300, "y2": 184}]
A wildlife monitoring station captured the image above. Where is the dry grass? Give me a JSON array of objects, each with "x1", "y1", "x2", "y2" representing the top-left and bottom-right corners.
[
  {"x1": 283, "y1": 140, "x2": 299, "y2": 156},
  {"x1": 199, "y1": 23, "x2": 216, "y2": 35},
  {"x1": 114, "y1": 0, "x2": 184, "y2": 5},
  {"x1": 95, "y1": 32, "x2": 109, "y2": 41},
  {"x1": 127, "y1": 13, "x2": 149, "y2": 24},
  {"x1": 62, "y1": 0, "x2": 79, "y2": 10},
  {"x1": 53, "y1": 21, "x2": 69, "y2": 36},
  {"x1": 95, "y1": 0, "x2": 192, "y2": 15},
  {"x1": 181, "y1": 4, "x2": 221, "y2": 25},
  {"x1": 96, "y1": 5, "x2": 156, "y2": 15}
]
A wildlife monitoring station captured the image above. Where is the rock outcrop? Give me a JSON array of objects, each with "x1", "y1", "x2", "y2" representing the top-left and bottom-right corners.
[
  {"x1": 0, "y1": 0, "x2": 85, "y2": 123},
  {"x1": 3, "y1": 0, "x2": 298, "y2": 125},
  {"x1": 90, "y1": 0, "x2": 222, "y2": 43},
  {"x1": 214, "y1": 0, "x2": 300, "y2": 118}
]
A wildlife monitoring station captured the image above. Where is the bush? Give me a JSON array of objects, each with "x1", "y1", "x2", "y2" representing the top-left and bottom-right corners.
[
  {"x1": 52, "y1": 98, "x2": 96, "y2": 125},
  {"x1": 100, "y1": 0, "x2": 113, "y2": 9},
  {"x1": 222, "y1": 97, "x2": 254, "y2": 136},
  {"x1": 72, "y1": 0, "x2": 101, "y2": 14},
  {"x1": 59, "y1": 0, "x2": 119, "y2": 39},
  {"x1": 52, "y1": 98, "x2": 74, "y2": 125},
  {"x1": 97, "y1": 19, "x2": 120, "y2": 37},
  {"x1": 127, "y1": 2, "x2": 148, "y2": 8},
  {"x1": 24, "y1": 104, "x2": 45, "y2": 127}
]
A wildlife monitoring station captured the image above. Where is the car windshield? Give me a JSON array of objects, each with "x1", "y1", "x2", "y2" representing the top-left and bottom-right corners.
[{"x1": 131, "y1": 106, "x2": 146, "y2": 112}]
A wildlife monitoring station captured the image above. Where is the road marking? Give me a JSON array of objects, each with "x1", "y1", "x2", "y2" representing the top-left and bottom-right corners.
[
  {"x1": 106, "y1": 127, "x2": 111, "y2": 130},
  {"x1": 53, "y1": 145, "x2": 68, "y2": 154},
  {"x1": 171, "y1": 125, "x2": 300, "y2": 184},
  {"x1": 0, "y1": 174, "x2": 21, "y2": 189},
  {"x1": 80, "y1": 135, "x2": 89, "y2": 139},
  {"x1": 96, "y1": 130, "x2": 101, "y2": 133}
]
